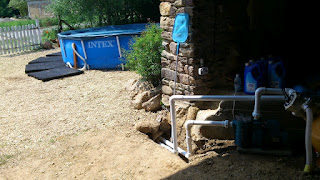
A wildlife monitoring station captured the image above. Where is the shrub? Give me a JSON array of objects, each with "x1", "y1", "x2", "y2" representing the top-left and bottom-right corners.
[
  {"x1": 39, "y1": 17, "x2": 59, "y2": 27},
  {"x1": 41, "y1": 28, "x2": 58, "y2": 42},
  {"x1": 123, "y1": 24, "x2": 163, "y2": 86}
]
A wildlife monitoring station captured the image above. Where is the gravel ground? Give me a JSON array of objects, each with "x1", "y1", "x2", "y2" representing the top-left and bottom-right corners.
[
  {"x1": 1, "y1": 48, "x2": 320, "y2": 179},
  {"x1": 0, "y1": 48, "x2": 157, "y2": 156}
]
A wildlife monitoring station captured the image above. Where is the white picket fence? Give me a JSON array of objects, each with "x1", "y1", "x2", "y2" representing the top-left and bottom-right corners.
[{"x1": 0, "y1": 20, "x2": 42, "y2": 55}]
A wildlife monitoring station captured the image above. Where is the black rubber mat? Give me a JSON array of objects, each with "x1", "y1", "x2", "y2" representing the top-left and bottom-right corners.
[
  {"x1": 25, "y1": 61, "x2": 66, "y2": 73},
  {"x1": 28, "y1": 67, "x2": 83, "y2": 82},
  {"x1": 46, "y1": 52, "x2": 62, "y2": 56},
  {"x1": 26, "y1": 52, "x2": 84, "y2": 81},
  {"x1": 28, "y1": 56, "x2": 64, "y2": 64}
]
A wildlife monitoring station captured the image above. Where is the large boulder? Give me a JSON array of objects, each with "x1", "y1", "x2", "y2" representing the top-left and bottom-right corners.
[
  {"x1": 135, "y1": 119, "x2": 160, "y2": 135},
  {"x1": 142, "y1": 94, "x2": 162, "y2": 111},
  {"x1": 131, "y1": 91, "x2": 151, "y2": 109},
  {"x1": 191, "y1": 107, "x2": 235, "y2": 141},
  {"x1": 135, "y1": 110, "x2": 171, "y2": 141}
]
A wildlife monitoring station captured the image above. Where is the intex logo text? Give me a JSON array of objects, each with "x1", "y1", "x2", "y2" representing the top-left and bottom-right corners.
[{"x1": 88, "y1": 40, "x2": 115, "y2": 48}]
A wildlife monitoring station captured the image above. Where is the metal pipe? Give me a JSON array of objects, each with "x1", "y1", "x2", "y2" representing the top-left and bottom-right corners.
[
  {"x1": 116, "y1": 36, "x2": 122, "y2": 58},
  {"x1": 303, "y1": 104, "x2": 313, "y2": 173},
  {"x1": 81, "y1": 40, "x2": 88, "y2": 59},
  {"x1": 169, "y1": 94, "x2": 285, "y2": 154},
  {"x1": 185, "y1": 120, "x2": 232, "y2": 157}
]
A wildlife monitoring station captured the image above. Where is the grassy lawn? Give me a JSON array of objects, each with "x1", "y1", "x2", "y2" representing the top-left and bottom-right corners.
[{"x1": 0, "y1": 18, "x2": 58, "y2": 28}]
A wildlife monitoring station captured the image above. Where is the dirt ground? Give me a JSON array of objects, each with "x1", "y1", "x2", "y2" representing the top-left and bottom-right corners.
[{"x1": 1, "y1": 48, "x2": 320, "y2": 179}]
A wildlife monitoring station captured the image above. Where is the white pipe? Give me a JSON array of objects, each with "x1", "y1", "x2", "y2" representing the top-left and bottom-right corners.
[
  {"x1": 252, "y1": 87, "x2": 295, "y2": 120},
  {"x1": 158, "y1": 137, "x2": 188, "y2": 157},
  {"x1": 169, "y1": 94, "x2": 285, "y2": 154},
  {"x1": 303, "y1": 104, "x2": 313, "y2": 173},
  {"x1": 158, "y1": 141, "x2": 175, "y2": 153},
  {"x1": 185, "y1": 120, "x2": 232, "y2": 157}
]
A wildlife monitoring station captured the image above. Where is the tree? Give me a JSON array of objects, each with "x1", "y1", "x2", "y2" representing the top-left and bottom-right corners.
[
  {"x1": 47, "y1": 0, "x2": 160, "y2": 28},
  {"x1": 8, "y1": 0, "x2": 28, "y2": 17},
  {"x1": 0, "y1": 0, "x2": 12, "y2": 17}
]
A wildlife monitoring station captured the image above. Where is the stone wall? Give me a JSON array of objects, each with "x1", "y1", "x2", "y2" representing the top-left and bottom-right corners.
[
  {"x1": 160, "y1": 0, "x2": 249, "y2": 107},
  {"x1": 160, "y1": 0, "x2": 199, "y2": 106},
  {"x1": 27, "y1": 0, "x2": 52, "y2": 19}
]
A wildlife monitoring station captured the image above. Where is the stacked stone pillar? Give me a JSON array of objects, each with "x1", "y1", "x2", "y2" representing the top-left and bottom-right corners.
[{"x1": 159, "y1": 0, "x2": 197, "y2": 106}]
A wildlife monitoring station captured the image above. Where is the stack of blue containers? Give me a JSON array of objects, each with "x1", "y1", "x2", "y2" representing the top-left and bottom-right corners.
[{"x1": 244, "y1": 56, "x2": 286, "y2": 95}]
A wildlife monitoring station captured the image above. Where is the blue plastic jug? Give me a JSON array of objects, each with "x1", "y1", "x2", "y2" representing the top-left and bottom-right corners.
[
  {"x1": 244, "y1": 62, "x2": 264, "y2": 95},
  {"x1": 267, "y1": 58, "x2": 285, "y2": 88}
]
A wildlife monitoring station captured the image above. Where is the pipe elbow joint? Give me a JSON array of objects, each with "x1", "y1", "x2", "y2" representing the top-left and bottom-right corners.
[
  {"x1": 255, "y1": 87, "x2": 267, "y2": 97},
  {"x1": 302, "y1": 104, "x2": 310, "y2": 111},
  {"x1": 185, "y1": 120, "x2": 194, "y2": 130},
  {"x1": 252, "y1": 111, "x2": 261, "y2": 120},
  {"x1": 169, "y1": 95, "x2": 184, "y2": 104}
]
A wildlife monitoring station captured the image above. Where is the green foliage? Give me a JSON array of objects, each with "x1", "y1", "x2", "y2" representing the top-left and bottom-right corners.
[
  {"x1": 8, "y1": 0, "x2": 27, "y2": 17},
  {"x1": 0, "y1": 19, "x2": 32, "y2": 28},
  {"x1": 39, "y1": 17, "x2": 59, "y2": 27},
  {"x1": 0, "y1": 0, "x2": 13, "y2": 17},
  {"x1": 47, "y1": 0, "x2": 160, "y2": 28},
  {"x1": 41, "y1": 29, "x2": 58, "y2": 42},
  {"x1": 0, "y1": 18, "x2": 58, "y2": 28},
  {"x1": 123, "y1": 24, "x2": 163, "y2": 86}
]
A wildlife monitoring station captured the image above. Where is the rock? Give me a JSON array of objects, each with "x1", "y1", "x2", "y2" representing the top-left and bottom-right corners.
[
  {"x1": 178, "y1": 73, "x2": 195, "y2": 85},
  {"x1": 191, "y1": 108, "x2": 234, "y2": 141},
  {"x1": 142, "y1": 94, "x2": 162, "y2": 111},
  {"x1": 161, "y1": 94, "x2": 170, "y2": 107},
  {"x1": 135, "y1": 119, "x2": 160, "y2": 134},
  {"x1": 169, "y1": 42, "x2": 177, "y2": 55},
  {"x1": 129, "y1": 80, "x2": 154, "y2": 94},
  {"x1": 161, "y1": 68, "x2": 176, "y2": 81},
  {"x1": 162, "y1": 85, "x2": 173, "y2": 95},
  {"x1": 125, "y1": 79, "x2": 138, "y2": 91},
  {"x1": 151, "y1": 130, "x2": 163, "y2": 141},
  {"x1": 156, "y1": 111, "x2": 171, "y2": 132},
  {"x1": 160, "y1": 17, "x2": 174, "y2": 29},
  {"x1": 42, "y1": 41, "x2": 53, "y2": 49},
  {"x1": 186, "y1": 106, "x2": 199, "y2": 120},
  {"x1": 159, "y1": 2, "x2": 172, "y2": 16},
  {"x1": 132, "y1": 91, "x2": 150, "y2": 109}
]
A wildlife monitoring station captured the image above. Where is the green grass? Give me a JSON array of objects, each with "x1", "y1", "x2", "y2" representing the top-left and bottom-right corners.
[
  {"x1": 0, "y1": 18, "x2": 58, "y2": 28},
  {"x1": 0, "y1": 19, "x2": 35, "y2": 28}
]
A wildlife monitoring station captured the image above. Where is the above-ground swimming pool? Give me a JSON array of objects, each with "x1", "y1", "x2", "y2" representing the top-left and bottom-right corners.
[{"x1": 58, "y1": 23, "x2": 149, "y2": 70}]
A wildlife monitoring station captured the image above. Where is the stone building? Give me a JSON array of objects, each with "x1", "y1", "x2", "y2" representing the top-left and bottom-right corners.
[
  {"x1": 159, "y1": 0, "x2": 313, "y2": 107},
  {"x1": 158, "y1": 0, "x2": 312, "y2": 142},
  {"x1": 160, "y1": 0, "x2": 244, "y2": 107},
  {"x1": 27, "y1": 0, "x2": 52, "y2": 19}
]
